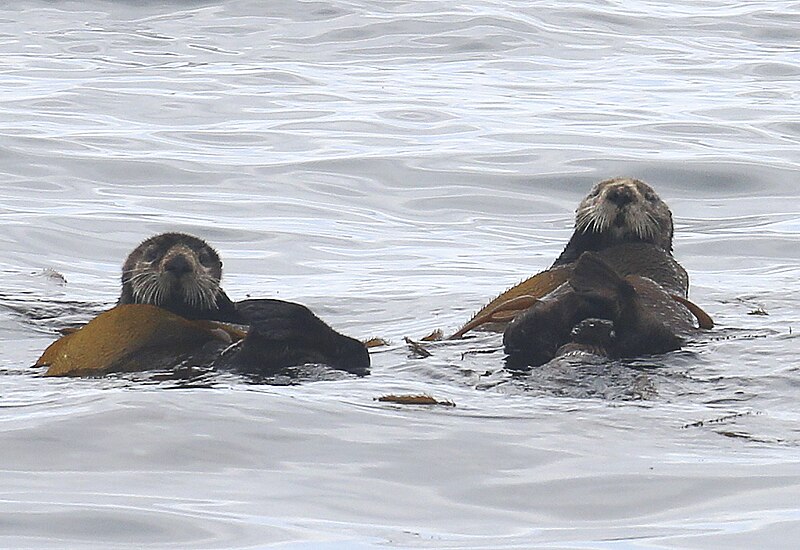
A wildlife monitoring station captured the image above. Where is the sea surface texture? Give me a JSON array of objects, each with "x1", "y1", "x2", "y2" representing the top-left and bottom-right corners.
[{"x1": 2, "y1": 1, "x2": 799, "y2": 548}]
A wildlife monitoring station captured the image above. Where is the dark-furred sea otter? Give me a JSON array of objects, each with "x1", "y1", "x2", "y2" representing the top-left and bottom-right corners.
[{"x1": 37, "y1": 233, "x2": 369, "y2": 377}]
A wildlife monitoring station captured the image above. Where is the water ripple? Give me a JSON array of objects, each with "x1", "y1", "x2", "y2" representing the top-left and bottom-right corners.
[{"x1": 1, "y1": 1, "x2": 800, "y2": 548}]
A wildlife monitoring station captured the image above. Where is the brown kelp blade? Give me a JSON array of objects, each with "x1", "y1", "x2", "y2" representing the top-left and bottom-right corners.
[
  {"x1": 671, "y1": 294, "x2": 715, "y2": 329},
  {"x1": 449, "y1": 266, "x2": 571, "y2": 339},
  {"x1": 375, "y1": 394, "x2": 455, "y2": 407},
  {"x1": 36, "y1": 304, "x2": 242, "y2": 377}
]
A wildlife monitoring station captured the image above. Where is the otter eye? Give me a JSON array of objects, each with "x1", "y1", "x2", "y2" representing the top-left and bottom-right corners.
[
  {"x1": 644, "y1": 191, "x2": 656, "y2": 201},
  {"x1": 143, "y1": 246, "x2": 159, "y2": 262},
  {"x1": 198, "y1": 251, "x2": 215, "y2": 267}
]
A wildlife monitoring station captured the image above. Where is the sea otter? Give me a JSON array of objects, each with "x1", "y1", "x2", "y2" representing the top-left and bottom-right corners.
[
  {"x1": 37, "y1": 233, "x2": 370, "y2": 377},
  {"x1": 119, "y1": 232, "x2": 241, "y2": 323},
  {"x1": 449, "y1": 177, "x2": 712, "y2": 366}
]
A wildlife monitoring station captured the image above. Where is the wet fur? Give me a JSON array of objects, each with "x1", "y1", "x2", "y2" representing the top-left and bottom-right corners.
[
  {"x1": 118, "y1": 232, "x2": 369, "y2": 376},
  {"x1": 453, "y1": 178, "x2": 682, "y2": 339},
  {"x1": 217, "y1": 299, "x2": 370, "y2": 376},
  {"x1": 554, "y1": 177, "x2": 674, "y2": 266},
  {"x1": 503, "y1": 178, "x2": 703, "y2": 367},
  {"x1": 504, "y1": 252, "x2": 689, "y2": 368},
  {"x1": 569, "y1": 252, "x2": 686, "y2": 358},
  {"x1": 119, "y1": 232, "x2": 241, "y2": 322}
]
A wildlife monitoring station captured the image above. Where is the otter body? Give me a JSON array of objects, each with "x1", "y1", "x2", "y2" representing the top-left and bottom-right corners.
[
  {"x1": 216, "y1": 299, "x2": 370, "y2": 377},
  {"x1": 454, "y1": 177, "x2": 709, "y2": 367},
  {"x1": 503, "y1": 249, "x2": 697, "y2": 368}
]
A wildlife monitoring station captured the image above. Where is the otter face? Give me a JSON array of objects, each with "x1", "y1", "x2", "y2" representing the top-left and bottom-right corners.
[
  {"x1": 120, "y1": 233, "x2": 223, "y2": 313},
  {"x1": 574, "y1": 177, "x2": 674, "y2": 251}
]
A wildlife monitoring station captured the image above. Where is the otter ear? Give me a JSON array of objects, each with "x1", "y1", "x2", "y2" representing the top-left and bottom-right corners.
[{"x1": 198, "y1": 249, "x2": 220, "y2": 268}]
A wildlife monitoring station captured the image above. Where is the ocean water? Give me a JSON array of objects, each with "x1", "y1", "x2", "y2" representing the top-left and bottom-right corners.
[{"x1": 1, "y1": 0, "x2": 799, "y2": 548}]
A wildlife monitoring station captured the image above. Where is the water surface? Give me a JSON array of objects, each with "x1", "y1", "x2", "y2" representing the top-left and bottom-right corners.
[{"x1": 1, "y1": 1, "x2": 799, "y2": 548}]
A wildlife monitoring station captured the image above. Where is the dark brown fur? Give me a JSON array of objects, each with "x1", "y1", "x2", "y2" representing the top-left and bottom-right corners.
[
  {"x1": 504, "y1": 251, "x2": 694, "y2": 368},
  {"x1": 453, "y1": 177, "x2": 686, "y2": 339},
  {"x1": 117, "y1": 232, "x2": 369, "y2": 376},
  {"x1": 503, "y1": 178, "x2": 707, "y2": 367}
]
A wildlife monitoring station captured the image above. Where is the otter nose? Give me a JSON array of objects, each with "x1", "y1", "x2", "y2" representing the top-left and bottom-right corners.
[
  {"x1": 606, "y1": 186, "x2": 634, "y2": 206},
  {"x1": 163, "y1": 254, "x2": 192, "y2": 276}
]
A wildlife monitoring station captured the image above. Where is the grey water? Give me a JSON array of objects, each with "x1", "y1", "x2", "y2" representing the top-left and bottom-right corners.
[{"x1": 1, "y1": 0, "x2": 799, "y2": 548}]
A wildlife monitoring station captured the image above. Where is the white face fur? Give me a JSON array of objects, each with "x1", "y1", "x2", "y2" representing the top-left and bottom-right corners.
[
  {"x1": 574, "y1": 177, "x2": 673, "y2": 249},
  {"x1": 125, "y1": 241, "x2": 221, "y2": 310}
]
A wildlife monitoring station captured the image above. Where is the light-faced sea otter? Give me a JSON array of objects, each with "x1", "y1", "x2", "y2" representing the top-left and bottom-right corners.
[{"x1": 449, "y1": 177, "x2": 712, "y2": 367}]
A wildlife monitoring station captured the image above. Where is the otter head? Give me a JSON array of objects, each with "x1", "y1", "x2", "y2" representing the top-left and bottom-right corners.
[
  {"x1": 551, "y1": 178, "x2": 675, "y2": 267},
  {"x1": 574, "y1": 177, "x2": 674, "y2": 251},
  {"x1": 119, "y1": 232, "x2": 224, "y2": 317}
]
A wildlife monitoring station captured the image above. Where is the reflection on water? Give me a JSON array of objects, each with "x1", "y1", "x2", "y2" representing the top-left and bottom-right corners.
[{"x1": 1, "y1": 0, "x2": 799, "y2": 548}]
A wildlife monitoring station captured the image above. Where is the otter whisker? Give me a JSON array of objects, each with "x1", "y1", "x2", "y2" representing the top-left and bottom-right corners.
[
  {"x1": 183, "y1": 273, "x2": 219, "y2": 311},
  {"x1": 126, "y1": 271, "x2": 157, "y2": 285},
  {"x1": 123, "y1": 266, "x2": 158, "y2": 280},
  {"x1": 143, "y1": 279, "x2": 161, "y2": 306}
]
